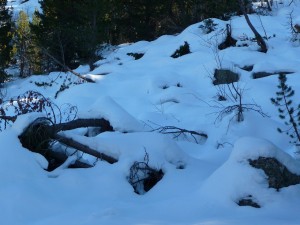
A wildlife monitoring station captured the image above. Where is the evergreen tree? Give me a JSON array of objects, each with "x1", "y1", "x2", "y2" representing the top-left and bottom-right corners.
[
  {"x1": 14, "y1": 10, "x2": 33, "y2": 77},
  {"x1": 30, "y1": 0, "x2": 248, "y2": 70},
  {"x1": 108, "y1": 0, "x2": 242, "y2": 43},
  {"x1": 271, "y1": 74, "x2": 300, "y2": 145},
  {"x1": 0, "y1": 0, "x2": 12, "y2": 82},
  {"x1": 73, "y1": 0, "x2": 107, "y2": 68},
  {"x1": 32, "y1": 0, "x2": 106, "y2": 70},
  {"x1": 30, "y1": 12, "x2": 45, "y2": 74}
]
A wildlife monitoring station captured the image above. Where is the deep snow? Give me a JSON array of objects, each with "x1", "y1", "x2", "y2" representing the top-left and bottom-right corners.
[{"x1": 1, "y1": 1, "x2": 300, "y2": 224}]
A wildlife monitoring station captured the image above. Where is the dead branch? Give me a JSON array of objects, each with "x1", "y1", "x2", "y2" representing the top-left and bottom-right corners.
[
  {"x1": 286, "y1": 10, "x2": 299, "y2": 42},
  {"x1": 0, "y1": 91, "x2": 69, "y2": 131},
  {"x1": 21, "y1": 33, "x2": 95, "y2": 83},
  {"x1": 239, "y1": 0, "x2": 268, "y2": 53},
  {"x1": 128, "y1": 150, "x2": 163, "y2": 194},
  {"x1": 0, "y1": 115, "x2": 17, "y2": 122},
  {"x1": 266, "y1": 0, "x2": 272, "y2": 11},
  {"x1": 53, "y1": 133, "x2": 117, "y2": 164},
  {"x1": 211, "y1": 82, "x2": 269, "y2": 127},
  {"x1": 218, "y1": 24, "x2": 237, "y2": 50},
  {"x1": 215, "y1": 103, "x2": 268, "y2": 124},
  {"x1": 289, "y1": 0, "x2": 295, "y2": 6},
  {"x1": 46, "y1": 149, "x2": 92, "y2": 171},
  {"x1": 41, "y1": 48, "x2": 95, "y2": 83},
  {"x1": 152, "y1": 125, "x2": 207, "y2": 144}
]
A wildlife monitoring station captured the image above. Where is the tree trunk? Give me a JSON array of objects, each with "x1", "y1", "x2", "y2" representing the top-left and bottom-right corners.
[
  {"x1": 53, "y1": 133, "x2": 117, "y2": 164},
  {"x1": 52, "y1": 118, "x2": 113, "y2": 133},
  {"x1": 266, "y1": 0, "x2": 272, "y2": 11},
  {"x1": 239, "y1": 0, "x2": 268, "y2": 53},
  {"x1": 19, "y1": 117, "x2": 118, "y2": 170},
  {"x1": 41, "y1": 48, "x2": 95, "y2": 83}
]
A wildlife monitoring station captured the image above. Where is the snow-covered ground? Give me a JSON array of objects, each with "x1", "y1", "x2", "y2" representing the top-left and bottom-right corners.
[
  {"x1": 1, "y1": 1, "x2": 300, "y2": 224},
  {"x1": 7, "y1": 0, "x2": 40, "y2": 17}
]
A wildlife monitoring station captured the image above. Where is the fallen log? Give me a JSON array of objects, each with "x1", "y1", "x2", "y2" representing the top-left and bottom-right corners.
[
  {"x1": 19, "y1": 117, "x2": 117, "y2": 171},
  {"x1": 53, "y1": 133, "x2": 117, "y2": 164},
  {"x1": 52, "y1": 118, "x2": 113, "y2": 133}
]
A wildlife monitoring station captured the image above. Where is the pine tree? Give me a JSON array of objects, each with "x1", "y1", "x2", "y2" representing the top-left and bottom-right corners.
[
  {"x1": 32, "y1": 0, "x2": 107, "y2": 70},
  {"x1": 72, "y1": 0, "x2": 107, "y2": 69},
  {"x1": 108, "y1": 0, "x2": 242, "y2": 43},
  {"x1": 0, "y1": 0, "x2": 13, "y2": 82},
  {"x1": 14, "y1": 11, "x2": 45, "y2": 76},
  {"x1": 271, "y1": 73, "x2": 300, "y2": 145},
  {"x1": 14, "y1": 10, "x2": 33, "y2": 77},
  {"x1": 30, "y1": 12, "x2": 44, "y2": 74},
  {"x1": 108, "y1": 0, "x2": 165, "y2": 42}
]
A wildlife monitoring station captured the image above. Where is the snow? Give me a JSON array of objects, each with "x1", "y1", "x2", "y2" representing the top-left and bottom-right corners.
[
  {"x1": 1, "y1": 0, "x2": 300, "y2": 224},
  {"x1": 7, "y1": 0, "x2": 40, "y2": 17}
]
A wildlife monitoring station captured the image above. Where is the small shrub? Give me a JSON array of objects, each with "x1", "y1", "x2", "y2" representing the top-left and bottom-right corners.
[
  {"x1": 237, "y1": 195, "x2": 260, "y2": 208},
  {"x1": 176, "y1": 82, "x2": 182, "y2": 87},
  {"x1": 161, "y1": 84, "x2": 169, "y2": 89},
  {"x1": 171, "y1": 41, "x2": 191, "y2": 58},
  {"x1": 218, "y1": 24, "x2": 237, "y2": 50},
  {"x1": 127, "y1": 52, "x2": 144, "y2": 60},
  {"x1": 199, "y1": 19, "x2": 218, "y2": 34},
  {"x1": 271, "y1": 73, "x2": 300, "y2": 145},
  {"x1": 35, "y1": 81, "x2": 53, "y2": 87},
  {"x1": 55, "y1": 76, "x2": 85, "y2": 99},
  {"x1": 0, "y1": 91, "x2": 77, "y2": 131}
]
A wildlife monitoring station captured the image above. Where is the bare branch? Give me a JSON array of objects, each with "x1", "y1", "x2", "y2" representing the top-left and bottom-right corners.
[
  {"x1": 41, "y1": 48, "x2": 95, "y2": 83},
  {"x1": 53, "y1": 133, "x2": 117, "y2": 164},
  {"x1": 152, "y1": 125, "x2": 207, "y2": 144}
]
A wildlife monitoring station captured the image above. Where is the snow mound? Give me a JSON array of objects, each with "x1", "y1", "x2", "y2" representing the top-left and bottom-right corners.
[
  {"x1": 200, "y1": 137, "x2": 300, "y2": 208},
  {"x1": 82, "y1": 96, "x2": 146, "y2": 132}
]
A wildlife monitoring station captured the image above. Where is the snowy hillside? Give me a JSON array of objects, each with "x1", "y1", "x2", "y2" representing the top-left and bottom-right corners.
[
  {"x1": 7, "y1": 0, "x2": 40, "y2": 16},
  {"x1": 1, "y1": 1, "x2": 300, "y2": 225}
]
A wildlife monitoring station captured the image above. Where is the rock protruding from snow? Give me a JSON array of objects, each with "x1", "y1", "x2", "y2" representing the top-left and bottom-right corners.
[
  {"x1": 249, "y1": 157, "x2": 300, "y2": 190},
  {"x1": 213, "y1": 69, "x2": 239, "y2": 85},
  {"x1": 200, "y1": 137, "x2": 300, "y2": 208}
]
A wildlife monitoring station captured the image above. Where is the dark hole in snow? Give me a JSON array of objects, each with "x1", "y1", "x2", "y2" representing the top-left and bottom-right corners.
[
  {"x1": 176, "y1": 164, "x2": 185, "y2": 169},
  {"x1": 128, "y1": 152, "x2": 164, "y2": 195}
]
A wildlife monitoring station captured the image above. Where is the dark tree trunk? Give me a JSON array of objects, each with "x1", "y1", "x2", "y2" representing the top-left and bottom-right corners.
[
  {"x1": 52, "y1": 118, "x2": 113, "y2": 133},
  {"x1": 41, "y1": 47, "x2": 95, "y2": 83},
  {"x1": 19, "y1": 117, "x2": 118, "y2": 171},
  {"x1": 218, "y1": 24, "x2": 237, "y2": 50},
  {"x1": 53, "y1": 133, "x2": 117, "y2": 164},
  {"x1": 239, "y1": 0, "x2": 268, "y2": 53}
]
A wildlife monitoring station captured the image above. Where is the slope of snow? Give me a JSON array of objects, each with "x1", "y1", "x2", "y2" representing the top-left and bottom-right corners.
[
  {"x1": 7, "y1": 0, "x2": 40, "y2": 17},
  {"x1": 1, "y1": 1, "x2": 300, "y2": 224}
]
